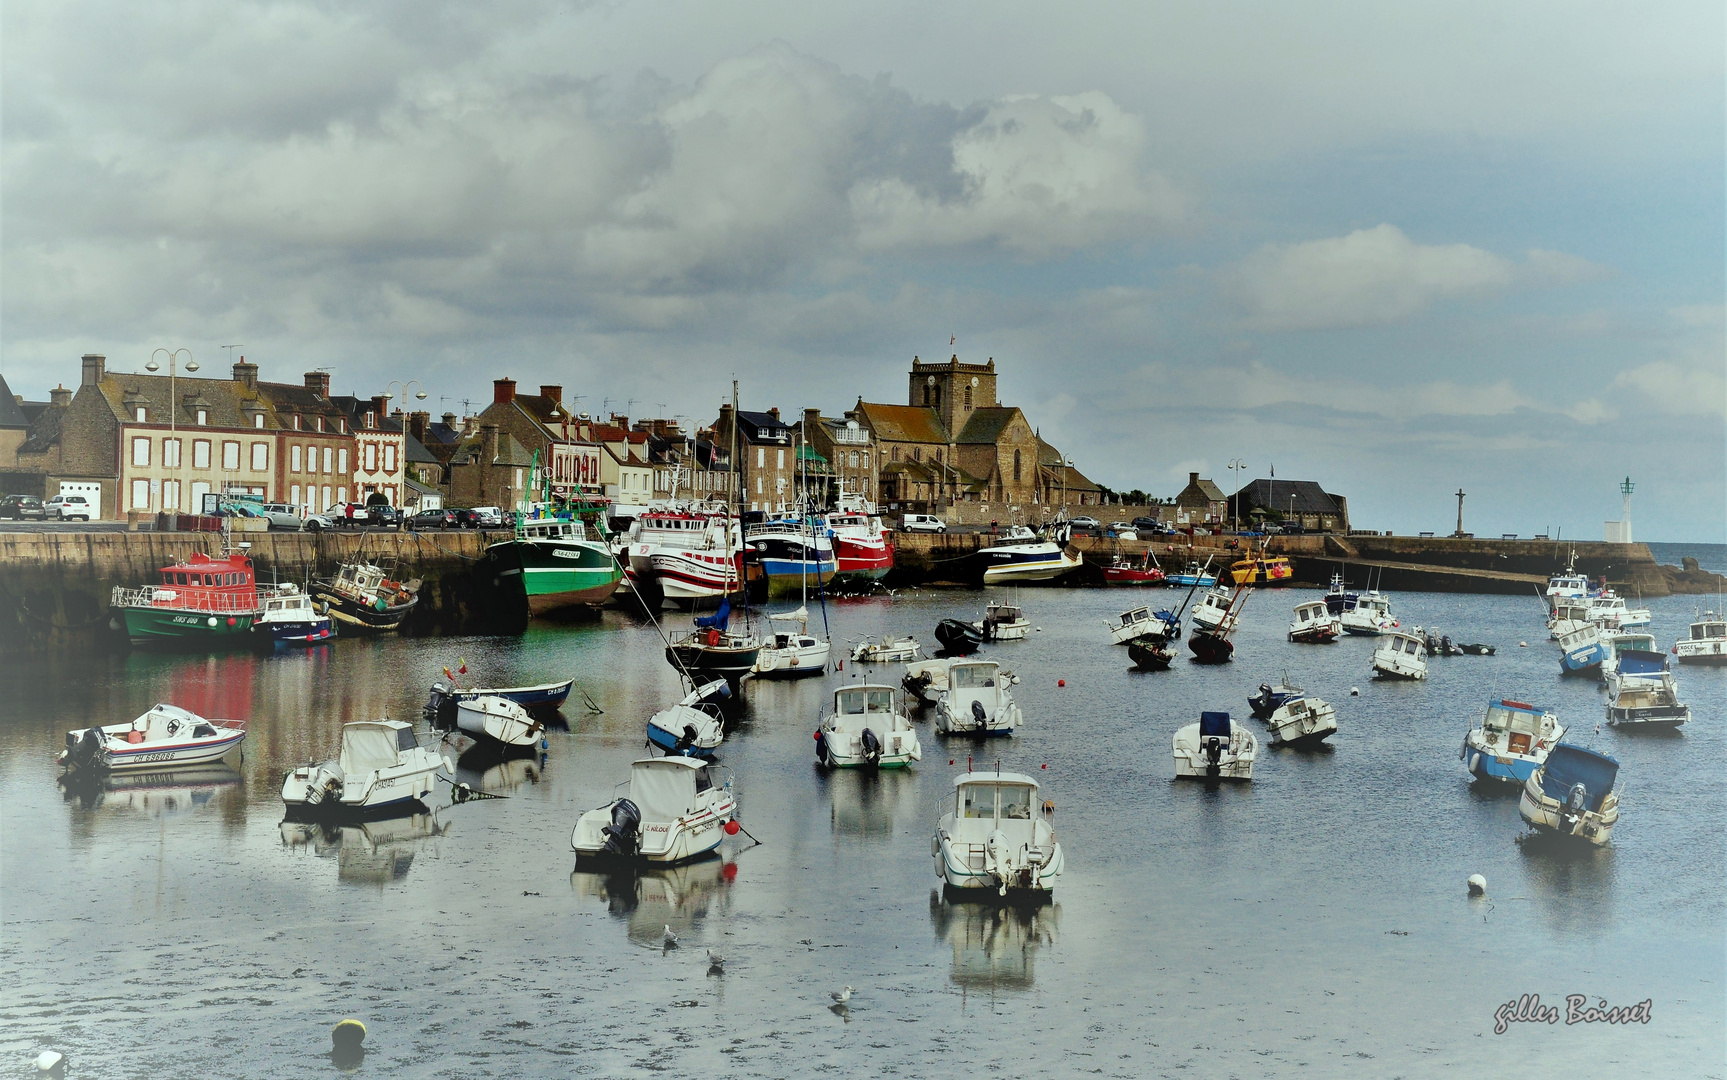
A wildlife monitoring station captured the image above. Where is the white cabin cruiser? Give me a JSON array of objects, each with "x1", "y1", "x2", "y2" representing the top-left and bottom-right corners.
[
  {"x1": 1287, "y1": 600, "x2": 1341, "y2": 644},
  {"x1": 1601, "y1": 629, "x2": 1657, "y2": 670},
  {"x1": 1587, "y1": 591, "x2": 1650, "y2": 630},
  {"x1": 975, "y1": 526, "x2": 1082, "y2": 585},
  {"x1": 1545, "y1": 569, "x2": 1591, "y2": 612},
  {"x1": 1107, "y1": 606, "x2": 1173, "y2": 645},
  {"x1": 455, "y1": 695, "x2": 545, "y2": 747},
  {"x1": 281, "y1": 720, "x2": 444, "y2": 816},
  {"x1": 816, "y1": 684, "x2": 922, "y2": 769},
  {"x1": 932, "y1": 770, "x2": 1062, "y2": 897},
  {"x1": 1173, "y1": 712, "x2": 1257, "y2": 780},
  {"x1": 852, "y1": 635, "x2": 921, "y2": 663},
  {"x1": 978, "y1": 600, "x2": 1030, "y2": 642},
  {"x1": 1190, "y1": 586, "x2": 1237, "y2": 634},
  {"x1": 1371, "y1": 631, "x2": 1428, "y2": 680},
  {"x1": 935, "y1": 660, "x2": 1022, "y2": 737},
  {"x1": 1674, "y1": 611, "x2": 1727, "y2": 665},
  {"x1": 1557, "y1": 622, "x2": 1608, "y2": 677},
  {"x1": 1460, "y1": 698, "x2": 1565, "y2": 785},
  {"x1": 645, "y1": 680, "x2": 731, "y2": 757},
  {"x1": 752, "y1": 607, "x2": 830, "y2": 678},
  {"x1": 1340, "y1": 591, "x2": 1395, "y2": 636},
  {"x1": 903, "y1": 656, "x2": 963, "y2": 706},
  {"x1": 571, "y1": 757, "x2": 736, "y2": 864},
  {"x1": 1265, "y1": 696, "x2": 1338, "y2": 748},
  {"x1": 1547, "y1": 601, "x2": 1591, "y2": 640},
  {"x1": 1519, "y1": 745, "x2": 1620, "y2": 846},
  {"x1": 1604, "y1": 651, "x2": 1689, "y2": 728},
  {"x1": 60, "y1": 704, "x2": 247, "y2": 775}
]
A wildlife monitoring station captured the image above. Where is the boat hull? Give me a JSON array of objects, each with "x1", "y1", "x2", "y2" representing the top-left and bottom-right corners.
[
  {"x1": 1102, "y1": 567, "x2": 1165, "y2": 586},
  {"x1": 666, "y1": 641, "x2": 760, "y2": 683},
  {"x1": 831, "y1": 536, "x2": 893, "y2": 583},
  {"x1": 486, "y1": 537, "x2": 624, "y2": 616},
  {"x1": 261, "y1": 617, "x2": 335, "y2": 646},
  {"x1": 310, "y1": 584, "x2": 415, "y2": 634},
  {"x1": 62, "y1": 722, "x2": 247, "y2": 774},
  {"x1": 760, "y1": 559, "x2": 837, "y2": 599},
  {"x1": 118, "y1": 606, "x2": 257, "y2": 647},
  {"x1": 651, "y1": 552, "x2": 744, "y2": 602},
  {"x1": 934, "y1": 834, "x2": 1062, "y2": 897},
  {"x1": 1188, "y1": 632, "x2": 1235, "y2": 664},
  {"x1": 978, "y1": 547, "x2": 1083, "y2": 584},
  {"x1": 1605, "y1": 704, "x2": 1689, "y2": 728},
  {"x1": 1126, "y1": 638, "x2": 1173, "y2": 670}
]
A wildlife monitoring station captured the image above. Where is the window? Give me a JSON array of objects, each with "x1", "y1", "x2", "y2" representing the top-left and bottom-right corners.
[
  {"x1": 291, "y1": 445, "x2": 302, "y2": 473},
  {"x1": 1013, "y1": 448, "x2": 1021, "y2": 483},
  {"x1": 514, "y1": 468, "x2": 523, "y2": 489},
  {"x1": 193, "y1": 440, "x2": 211, "y2": 469},
  {"x1": 383, "y1": 444, "x2": 395, "y2": 473},
  {"x1": 999, "y1": 786, "x2": 1031, "y2": 819},
  {"x1": 134, "y1": 407, "x2": 146, "y2": 422},
  {"x1": 321, "y1": 485, "x2": 332, "y2": 509},
  {"x1": 848, "y1": 450, "x2": 858, "y2": 468},
  {"x1": 292, "y1": 414, "x2": 301, "y2": 431},
  {"x1": 962, "y1": 785, "x2": 995, "y2": 818},
  {"x1": 756, "y1": 447, "x2": 764, "y2": 467},
  {"x1": 316, "y1": 416, "x2": 324, "y2": 432},
  {"x1": 756, "y1": 476, "x2": 763, "y2": 494},
  {"x1": 131, "y1": 437, "x2": 150, "y2": 467},
  {"x1": 190, "y1": 480, "x2": 210, "y2": 507},
  {"x1": 222, "y1": 441, "x2": 240, "y2": 471},
  {"x1": 250, "y1": 442, "x2": 268, "y2": 471},
  {"x1": 290, "y1": 484, "x2": 300, "y2": 507},
  {"x1": 164, "y1": 439, "x2": 181, "y2": 468},
  {"x1": 776, "y1": 448, "x2": 785, "y2": 469},
  {"x1": 336, "y1": 487, "x2": 347, "y2": 506},
  {"x1": 338, "y1": 419, "x2": 346, "y2": 433},
  {"x1": 366, "y1": 412, "x2": 376, "y2": 429},
  {"x1": 365, "y1": 444, "x2": 376, "y2": 472},
  {"x1": 130, "y1": 479, "x2": 150, "y2": 511},
  {"x1": 253, "y1": 413, "x2": 265, "y2": 429},
  {"x1": 337, "y1": 448, "x2": 348, "y2": 475},
  {"x1": 912, "y1": 447, "x2": 921, "y2": 462},
  {"x1": 162, "y1": 480, "x2": 180, "y2": 511},
  {"x1": 196, "y1": 409, "x2": 208, "y2": 425},
  {"x1": 862, "y1": 451, "x2": 870, "y2": 468},
  {"x1": 322, "y1": 447, "x2": 332, "y2": 474}
]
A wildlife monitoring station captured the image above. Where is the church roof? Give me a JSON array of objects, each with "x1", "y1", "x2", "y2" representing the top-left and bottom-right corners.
[
  {"x1": 857, "y1": 402, "x2": 948, "y2": 444},
  {"x1": 954, "y1": 406, "x2": 1020, "y2": 445}
]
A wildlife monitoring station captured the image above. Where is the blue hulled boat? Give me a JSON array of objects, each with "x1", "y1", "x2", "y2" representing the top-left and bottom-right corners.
[
  {"x1": 1557, "y1": 623, "x2": 1608, "y2": 677},
  {"x1": 1460, "y1": 698, "x2": 1565, "y2": 784}
]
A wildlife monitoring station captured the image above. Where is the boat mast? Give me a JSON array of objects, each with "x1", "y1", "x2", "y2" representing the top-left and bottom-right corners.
[{"x1": 729, "y1": 379, "x2": 741, "y2": 602}]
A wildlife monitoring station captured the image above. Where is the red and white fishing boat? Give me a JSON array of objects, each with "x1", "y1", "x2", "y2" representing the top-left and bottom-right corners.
[
  {"x1": 60, "y1": 704, "x2": 247, "y2": 774},
  {"x1": 826, "y1": 490, "x2": 894, "y2": 585},
  {"x1": 625, "y1": 507, "x2": 743, "y2": 607},
  {"x1": 1101, "y1": 552, "x2": 1165, "y2": 586}
]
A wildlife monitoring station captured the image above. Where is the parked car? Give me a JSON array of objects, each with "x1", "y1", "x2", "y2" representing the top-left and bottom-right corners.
[
  {"x1": 0, "y1": 495, "x2": 47, "y2": 520},
  {"x1": 1130, "y1": 516, "x2": 1162, "y2": 531},
  {"x1": 1068, "y1": 515, "x2": 1101, "y2": 529},
  {"x1": 366, "y1": 504, "x2": 403, "y2": 527},
  {"x1": 1281, "y1": 524, "x2": 1307, "y2": 535},
  {"x1": 901, "y1": 514, "x2": 947, "y2": 533},
  {"x1": 447, "y1": 508, "x2": 482, "y2": 529},
  {"x1": 409, "y1": 508, "x2": 457, "y2": 530},
  {"x1": 470, "y1": 506, "x2": 505, "y2": 528},
  {"x1": 258, "y1": 503, "x2": 305, "y2": 529},
  {"x1": 45, "y1": 494, "x2": 93, "y2": 521},
  {"x1": 303, "y1": 512, "x2": 332, "y2": 531},
  {"x1": 332, "y1": 502, "x2": 370, "y2": 527}
]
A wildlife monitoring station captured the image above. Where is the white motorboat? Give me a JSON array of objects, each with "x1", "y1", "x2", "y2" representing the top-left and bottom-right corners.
[
  {"x1": 975, "y1": 526, "x2": 1082, "y2": 585},
  {"x1": 978, "y1": 600, "x2": 1030, "y2": 642},
  {"x1": 1519, "y1": 744, "x2": 1620, "y2": 846},
  {"x1": 852, "y1": 635, "x2": 922, "y2": 663},
  {"x1": 570, "y1": 757, "x2": 737, "y2": 864},
  {"x1": 1340, "y1": 590, "x2": 1395, "y2": 636},
  {"x1": 59, "y1": 704, "x2": 247, "y2": 775},
  {"x1": 1601, "y1": 630, "x2": 1658, "y2": 673},
  {"x1": 752, "y1": 607, "x2": 830, "y2": 678},
  {"x1": 645, "y1": 680, "x2": 731, "y2": 757},
  {"x1": 1460, "y1": 698, "x2": 1565, "y2": 785},
  {"x1": 1547, "y1": 601, "x2": 1592, "y2": 640},
  {"x1": 1604, "y1": 651, "x2": 1689, "y2": 728},
  {"x1": 1287, "y1": 600, "x2": 1341, "y2": 643},
  {"x1": 1674, "y1": 611, "x2": 1727, "y2": 665},
  {"x1": 1107, "y1": 605, "x2": 1175, "y2": 645},
  {"x1": 935, "y1": 660, "x2": 1022, "y2": 737},
  {"x1": 932, "y1": 769, "x2": 1063, "y2": 897},
  {"x1": 454, "y1": 695, "x2": 545, "y2": 747},
  {"x1": 1190, "y1": 586, "x2": 1237, "y2": 634},
  {"x1": 280, "y1": 720, "x2": 444, "y2": 816},
  {"x1": 1173, "y1": 712, "x2": 1257, "y2": 780},
  {"x1": 816, "y1": 684, "x2": 922, "y2": 769},
  {"x1": 1371, "y1": 631, "x2": 1428, "y2": 680},
  {"x1": 255, "y1": 583, "x2": 335, "y2": 645},
  {"x1": 1587, "y1": 591, "x2": 1651, "y2": 630},
  {"x1": 1557, "y1": 622, "x2": 1608, "y2": 677},
  {"x1": 1545, "y1": 568, "x2": 1591, "y2": 612},
  {"x1": 1265, "y1": 696, "x2": 1338, "y2": 748},
  {"x1": 903, "y1": 656, "x2": 963, "y2": 706}
]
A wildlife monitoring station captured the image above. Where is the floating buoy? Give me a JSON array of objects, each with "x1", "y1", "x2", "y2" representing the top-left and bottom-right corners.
[
  {"x1": 1040, "y1": 763, "x2": 1047, "y2": 769},
  {"x1": 1057, "y1": 679, "x2": 1066, "y2": 687},
  {"x1": 1349, "y1": 687, "x2": 1360, "y2": 696},
  {"x1": 1519, "y1": 641, "x2": 1528, "y2": 648},
  {"x1": 331, "y1": 1018, "x2": 366, "y2": 1069},
  {"x1": 35, "y1": 1051, "x2": 66, "y2": 1076},
  {"x1": 1035, "y1": 627, "x2": 1042, "y2": 632},
  {"x1": 1467, "y1": 874, "x2": 1487, "y2": 896},
  {"x1": 724, "y1": 820, "x2": 740, "y2": 835}
]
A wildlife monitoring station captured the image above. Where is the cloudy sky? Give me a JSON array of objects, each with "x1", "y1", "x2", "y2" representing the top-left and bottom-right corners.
[{"x1": 4, "y1": 1, "x2": 1722, "y2": 539}]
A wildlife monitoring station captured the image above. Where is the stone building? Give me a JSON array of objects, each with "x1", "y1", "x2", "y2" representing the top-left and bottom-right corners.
[
  {"x1": 332, "y1": 394, "x2": 406, "y2": 507},
  {"x1": 1173, "y1": 471, "x2": 1228, "y2": 526},
  {"x1": 256, "y1": 368, "x2": 362, "y2": 516},
  {"x1": 447, "y1": 424, "x2": 536, "y2": 509},
  {"x1": 1229, "y1": 478, "x2": 1350, "y2": 533},
  {"x1": 711, "y1": 406, "x2": 798, "y2": 512},
  {"x1": 467, "y1": 379, "x2": 603, "y2": 503},
  {"x1": 801, "y1": 408, "x2": 877, "y2": 504}
]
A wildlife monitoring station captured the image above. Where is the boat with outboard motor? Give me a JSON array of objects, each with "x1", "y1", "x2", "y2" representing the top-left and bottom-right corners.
[
  {"x1": 977, "y1": 600, "x2": 1030, "y2": 642},
  {"x1": 1519, "y1": 744, "x2": 1620, "y2": 846},
  {"x1": 280, "y1": 720, "x2": 444, "y2": 818},
  {"x1": 570, "y1": 757, "x2": 737, "y2": 864},
  {"x1": 1673, "y1": 611, "x2": 1727, "y2": 665},
  {"x1": 665, "y1": 600, "x2": 761, "y2": 685},
  {"x1": 852, "y1": 635, "x2": 921, "y2": 663},
  {"x1": 1288, "y1": 600, "x2": 1341, "y2": 643},
  {"x1": 1557, "y1": 622, "x2": 1608, "y2": 678},
  {"x1": 1371, "y1": 631, "x2": 1428, "y2": 680},
  {"x1": 1189, "y1": 584, "x2": 1249, "y2": 664},
  {"x1": 1127, "y1": 635, "x2": 1176, "y2": 670},
  {"x1": 1265, "y1": 695, "x2": 1338, "y2": 748},
  {"x1": 1173, "y1": 712, "x2": 1257, "y2": 780},
  {"x1": 1604, "y1": 651, "x2": 1689, "y2": 728},
  {"x1": 816, "y1": 684, "x2": 922, "y2": 768},
  {"x1": 935, "y1": 659, "x2": 1021, "y2": 737},
  {"x1": 1460, "y1": 698, "x2": 1565, "y2": 785},
  {"x1": 1249, "y1": 678, "x2": 1304, "y2": 720},
  {"x1": 752, "y1": 606, "x2": 830, "y2": 677},
  {"x1": 59, "y1": 704, "x2": 247, "y2": 775},
  {"x1": 935, "y1": 618, "x2": 985, "y2": 654},
  {"x1": 645, "y1": 680, "x2": 732, "y2": 756},
  {"x1": 903, "y1": 656, "x2": 963, "y2": 706},
  {"x1": 1190, "y1": 586, "x2": 1237, "y2": 634},
  {"x1": 311, "y1": 561, "x2": 419, "y2": 634},
  {"x1": 974, "y1": 526, "x2": 1082, "y2": 585},
  {"x1": 932, "y1": 769, "x2": 1062, "y2": 898}
]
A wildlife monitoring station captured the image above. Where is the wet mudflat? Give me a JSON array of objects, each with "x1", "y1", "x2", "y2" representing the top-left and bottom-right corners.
[{"x1": 2, "y1": 586, "x2": 1722, "y2": 1077}]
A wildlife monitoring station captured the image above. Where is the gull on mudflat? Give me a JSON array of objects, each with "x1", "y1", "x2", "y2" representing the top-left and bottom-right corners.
[
  {"x1": 830, "y1": 985, "x2": 854, "y2": 1004},
  {"x1": 663, "y1": 925, "x2": 679, "y2": 948},
  {"x1": 707, "y1": 948, "x2": 724, "y2": 970}
]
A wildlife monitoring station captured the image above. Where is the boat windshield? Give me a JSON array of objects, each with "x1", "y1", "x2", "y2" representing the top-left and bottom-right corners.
[
  {"x1": 836, "y1": 688, "x2": 894, "y2": 715},
  {"x1": 1122, "y1": 609, "x2": 1148, "y2": 625},
  {"x1": 961, "y1": 783, "x2": 1034, "y2": 820},
  {"x1": 1485, "y1": 704, "x2": 1538, "y2": 735},
  {"x1": 950, "y1": 664, "x2": 997, "y2": 690}
]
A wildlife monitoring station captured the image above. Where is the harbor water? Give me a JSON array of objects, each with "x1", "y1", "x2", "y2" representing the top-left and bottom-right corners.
[{"x1": 2, "y1": 586, "x2": 1723, "y2": 1077}]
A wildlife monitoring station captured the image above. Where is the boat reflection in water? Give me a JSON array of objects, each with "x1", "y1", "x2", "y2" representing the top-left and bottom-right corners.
[
  {"x1": 827, "y1": 766, "x2": 919, "y2": 838},
  {"x1": 929, "y1": 893, "x2": 1060, "y2": 992},
  {"x1": 570, "y1": 854, "x2": 736, "y2": 947},
  {"x1": 447, "y1": 735, "x2": 546, "y2": 795},
  {"x1": 280, "y1": 811, "x2": 449, "y2": 886},
  {"x1": 59, "y1": 763, "x2": 242, "y2": 817}
]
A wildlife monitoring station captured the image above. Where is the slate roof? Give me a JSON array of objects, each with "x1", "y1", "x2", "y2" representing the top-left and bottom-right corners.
[
  {"x1": 856, "y1": 402, "x2": 948, "y2": 444},
  {"x1": 450, "y1": 432, "x2": 536, "y2": 468},
  {"x1": 95, "y1": 372, "x2": 273, "y2": 429},
  {"x1": 257, "y1": 381, "x2": 350, "y2": 425},
  {"x1": 0, "y1": 376, "x2": 29, "y2": 429},
  {"x1": 1176, "y1": 475, "x2": 1227, "y2": 505},
  {"x1": 954, "y1": 407, "x2": 1020, "y2": 445},
  {"x1": 1231, "y1": 479, "x2": 1342, "y2": 516},
  {"x1": 19, "y1": 401, "x2": 66, "y2": 454},
  {"x1": 736, "y1": 411, "x2": 793, "y2": 443},
  {"x1": 403, "y1": 432, "x2": 439, "y2": 465},
  {"x1": 330, "y1": 395, "x2": 403, "y2": 434}
]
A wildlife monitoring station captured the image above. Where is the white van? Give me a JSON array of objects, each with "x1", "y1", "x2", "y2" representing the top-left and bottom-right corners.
[{"x1": 901, "y1": 514, "x2": 946, "y2": 533}]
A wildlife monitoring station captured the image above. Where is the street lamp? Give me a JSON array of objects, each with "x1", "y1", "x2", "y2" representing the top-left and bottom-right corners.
[
  {"x1": 381, "y1": 379, "x2": 428, "y2": 411},
  {"x1": 146, "y1": 349, "x2": 197, "y2": 513},
  {"x1": 1226, "y1": 458, "x2": 1246, "y2": 533},
  {"x1": 380, "y1": 380, "x2": 428, "y2": 512}
]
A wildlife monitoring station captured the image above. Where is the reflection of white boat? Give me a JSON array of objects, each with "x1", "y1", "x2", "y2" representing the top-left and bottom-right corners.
[
  {"x1": 280, "y1": 811, "x2": 448, "y2": 885},
  {"x1": 645, "y1": 680, "x2": 730, "y2": 757},
  {"x1": 1265, "y1": 696, "x2": 1337, "y2": 748},
  {"x1": 827, "y1": 767, "x2": 918, "y2": 837},
  {"x1": 935, "y1": 660, "x2": 1021, "y2": 737},
  {"x1": 933, "y1": 770, "x2": 1062, "y2": 897},
  {"x1": 1173, "y1": 712, "x2": 1256, "y2": 780},
  {"x1": 1519, "y1": 745, "x2": 1620, "y2": 846},
  {"x1": 816, "y1": 685, "x2": 922, "y2": 769},
  {"x1": 59, "y1": 704, "x2": 246, "y2": 775},
  {"x1": 455, "y1": 695, "x2": 545, "y2": 747},
  {"x1": 454, "y1": 745, "x2": 544, "y2": 793},
  {"x1": 1371, "y1": 631, "x2": 1428, "y2": 680},
  {"x1": 752, "y1": 607, "x2": 830, "y2": 678},
  {"x1": 59, "y1": 764, "x2": 242, "y2": 816},
  {"x1": 280, "y1": 720, "x2": 444, "y2": 816},
  {"x1": 852, "y1": 635, "x2": 921, "y2": 663},
  {"x1": 571, "y1": 757, "x2": 736, "y2": 865},
  {"x1": 902, "y1": 657, "x2": 962, "y2": 705},
  {"x1": 571, "y1": 856, "x2": 734, "y2": 947},
  {"x1": 929, "y1": 896, "x2": 1060, "y2": 990}
]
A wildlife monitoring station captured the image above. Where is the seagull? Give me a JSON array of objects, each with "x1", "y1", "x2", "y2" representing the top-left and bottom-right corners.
[
  {"x1": 829, "y1": 985, "x2": 854, "y2": 1005},
  {"x1": 707, "y1": 948, "x2": 724, "y2": 973},
  {"x1": 663, "y1": 925, "x2": 679, "y2": 949}
]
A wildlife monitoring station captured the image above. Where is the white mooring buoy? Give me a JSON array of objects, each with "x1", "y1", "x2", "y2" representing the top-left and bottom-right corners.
[{"x1": 1467, "y1": 874, "x2": 1487, "y2": 896}]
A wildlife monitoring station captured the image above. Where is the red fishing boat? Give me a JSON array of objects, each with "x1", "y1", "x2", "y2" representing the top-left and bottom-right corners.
[
  {"x1": 110, "y1": 547, "x2": 263, "y2": 647},
  {"x1": 1101, "y1": 552, "x2": 1166, "y2": 586}
]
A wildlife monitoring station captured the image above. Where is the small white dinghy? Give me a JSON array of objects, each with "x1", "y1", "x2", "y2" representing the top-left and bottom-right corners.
[
  {"x1": 935, "y1": 659, "x2": 1022, "y2": 737},
  {"x1": 645, "y1": 680, "x2": 730, "y2": 757},
  {"x1": 1190, "y1": 587, "x2": 1237, "y2": 634},
  {"x1": 816, "y1": 684, "x2": 922, "y2": 769},
  {"x1": 932, "y1": 769, "x2": 1063, "y2": 897},
  {"x1": 752, "y1": 607, "x2": 831, "y2": 678},
  {"x1": 1265, "y1": 696, "x2": 1338, "y2": 748},
  {"x1": 281, "y1": 720, "x2": 444, "y2": 816},
  {"x1": 455, "y1": 695, "x2": 545, "y2": 747},
  {"x1": 902, "y1": 656, "x2": 963, "y2": 706},
  {"x1": 59, "y1": 704, "x2": 246, "y2": 775},
  {"x1": 852, "y1": 635, "x2": 921, "y2": 663},
  {"x1": 1107, "y1": 606, "x2": 1163, "y2": 646},
  {"x1": 570, "y1": 757, "x2": 737, "y2": 864},
  {"x1": 1371, "y1": 631, "x2": 1428, "y2": 680},
  {"x1": 1173, "y1": 711, "x2": 1256, "y2": 780}
]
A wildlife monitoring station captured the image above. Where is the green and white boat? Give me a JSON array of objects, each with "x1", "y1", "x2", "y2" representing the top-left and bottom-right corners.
[
  {"x1": 110, "y1": 547, "x2": 263, "y2": 647},
  {"x1": 485, "y1": 518, "x2": 624, "y2": 616}
]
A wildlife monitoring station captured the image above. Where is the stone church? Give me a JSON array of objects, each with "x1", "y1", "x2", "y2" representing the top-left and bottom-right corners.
[{"x1": 852, "y1": 354, "x2": 1098, "y2": 514}]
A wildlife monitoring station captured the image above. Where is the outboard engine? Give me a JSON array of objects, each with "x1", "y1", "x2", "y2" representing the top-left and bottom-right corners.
[
  {"x1": 1563, "y1": 782, "x2": 1589, "y2": 828},
  {"x1": 1203, "y1": 736, "x2": 1224, "y2": 775},
  {"x1": 601, "y1": 798, "x2": 641, "y2": 856},
  {"x1": 815, "y1": 730, "x2": 831, "y2": 765},
  {"x1": 674, "y1": 724, "x2": 699, "y2": 754},
  {"x1": 860, "y1": 727, "x2": 882, "y2": 766},
  {"x1": 64, "y1": 727, "x2": 107, "y2": 772},
  {"x1": 970, "y1": 699, "x2": 988, "y2": 729}
]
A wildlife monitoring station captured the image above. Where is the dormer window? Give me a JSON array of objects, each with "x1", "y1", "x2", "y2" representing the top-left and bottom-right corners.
[
  {"x1": 253, "y1": 413, "x2": 265, "y2": 429},
  {"x1": 317, "y1": 416, "x2": 325, "y2": 433},
  {"x1": 366, "y1": 412, "x2": 376, "y2": 428},
  {"x1": 196, "y1": 409, "x2": 208, "y2": 425},
  {"x1": 135, "y1": 407, "x2": 146, "y2": 423},
  {"x1": 339, "y1": 418, "x2": 347, "y2": 433}
]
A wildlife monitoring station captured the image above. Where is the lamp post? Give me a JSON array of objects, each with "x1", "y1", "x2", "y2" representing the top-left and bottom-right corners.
[
  {"x1": 1226, "y1": 458, "x2": 1246, "y2": 533},
  {"x1": 146, "y1": 348, "x2": 196, "y2": 516},
  {"x1": 380, "y1": 380, "x2": 427, "y2": 514}
]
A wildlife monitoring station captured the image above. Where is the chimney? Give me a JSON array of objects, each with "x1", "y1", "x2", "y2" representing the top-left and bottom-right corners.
[
  {"x1": 304, "y1": 371, "x2": 331, "y2": 397},
  {"x1": 803, "y1": 407, "x2": 821, "y2": 434},
  {"x1": 481, "y1": 423, "x2": 500, "y2": 463},
  {"x1": 1189, "y1": 471, "x2": 1199, "y2": 487},
  {"x1": 50, "y1": 385, "x2": 72, "y2": 408},
  {"x1": 767, "y1": 407, "x2": 780, "y2": 422},
  {"x1": 81, "y1": 353, "x2": 105, "y2": 387},
  {"x1": 442, "y1": 412, "x2": 458, "y2": 428},
  {"x1": 493, "y1": 377, "x2": 516, "y2": 405},
  {"x1": 232, "y1": 357, "x2": 259, "y2": 390},
  {"x1": 409, "y1": 411, "x2": 430, "y2": 443},
  {"x1": 539, "y1": 384, "x2": 562, "y2": 405},
  {"x1": 370, "y1": 394, "x2": 388, "y2": 420}
]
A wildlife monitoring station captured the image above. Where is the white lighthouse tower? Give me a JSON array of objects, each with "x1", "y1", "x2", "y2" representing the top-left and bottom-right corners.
[{"x1": 1605, "y1": 477, "x2": 1633, "y2": 544}]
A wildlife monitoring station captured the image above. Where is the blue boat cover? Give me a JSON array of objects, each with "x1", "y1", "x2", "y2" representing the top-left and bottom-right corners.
[
  {"x1": 693, "y1": 599, "x2": 730, "y2": 632},
  {"x1": 1616, "y1": 650, "x2": 1668, "y2": 676},
  {"x1": 1538, "y1": 744, "x2": 1620, "y2": 811},
  {"x1": 1199, "y1": 711, "x2": 1230, "y2": 737}
]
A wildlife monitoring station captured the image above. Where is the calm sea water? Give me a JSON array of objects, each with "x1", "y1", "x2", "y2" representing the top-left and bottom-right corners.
[
  {"x1": 2, "y1": 586, "x2": 1722, "y2": 1078},
  {"x1": 1648, "y1": 542, "x2": 1727, "y2": 576}
]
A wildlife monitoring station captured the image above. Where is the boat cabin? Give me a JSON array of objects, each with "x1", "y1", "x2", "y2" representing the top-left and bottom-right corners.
[
  {"x1": 261, "y1": 587, "x2": 316, "y2": 617},
  {"x1": 1292, "y1": 601, "x2": 1330, "y2": 626},
  {"x1": 1118, "y1": 607, "x2": 1151, "y2": 628},
  {"x1": 1482, "y1": 699, "x2": 1556, "y2": 756},
  {"x1": 1383, "y1": 632, "x2": 1425, "y2": 657},
  {"x1": 832, "y1": 685, "x2": 899, "y2": 730},
  {"x1": 627, "y1": 756, "x2": 716, "y2": 823},
  {"x1": 948, "y1": 772, "x2": 1044, "y2": 835},
  {"x1": 987, "y1": 604, "x2": 1023, "y2": 622},
  {"x1": 519, "y1": 519, "x2": 590, "y2": 541},
  {"x1": 147, "y1": 550, "x2": 258, "y2": 613},
  {"x1": 1688, "y1": 616, "x2": 1727, "y2": 641},
  {"x1": 339, "y1": 720, "x2": 423, "y2": 776},
  {"x1": 1557, "y1": 624, "x2": 1599, "y2": 652}
]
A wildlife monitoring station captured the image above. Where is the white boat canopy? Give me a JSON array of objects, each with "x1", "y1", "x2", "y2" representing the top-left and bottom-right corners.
[
  {"x1": 339, "y1": 721, "x2": 419, "y2": 775},
  {"x1": 629, "y1": 757, "x2": 709, "y2": 822}
]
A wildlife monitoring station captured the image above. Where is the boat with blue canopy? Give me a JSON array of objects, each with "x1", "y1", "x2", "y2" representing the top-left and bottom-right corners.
[
  {"x1": 1604, "y1": 650, "x2": 1689, "y2": 729},
  {"x1": 1172, "y1": 711, "x2": 1256, "y2": 780},
  {"x1": 1519, "y1": 744, "x2": 1621, "y2": 845},
  {"x1": 1460, "y1": 698, "x2": 1565, "y2": 784}
]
